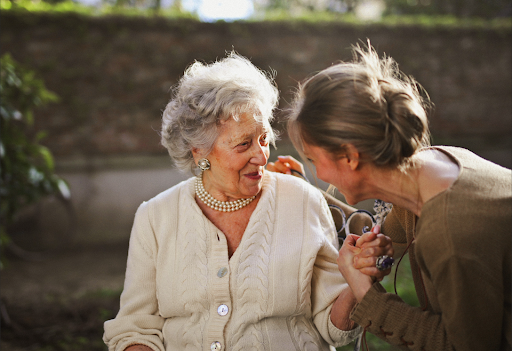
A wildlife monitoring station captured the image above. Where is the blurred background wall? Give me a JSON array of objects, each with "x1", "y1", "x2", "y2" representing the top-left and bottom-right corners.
[{"x1": 1, "y1": 11, "x2": 510, "y2": 247}]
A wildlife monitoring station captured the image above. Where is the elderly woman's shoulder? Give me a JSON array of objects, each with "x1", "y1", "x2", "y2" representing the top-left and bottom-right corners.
[{"x1": 138, "y1": 176, "x2": 195, "y2": 210}]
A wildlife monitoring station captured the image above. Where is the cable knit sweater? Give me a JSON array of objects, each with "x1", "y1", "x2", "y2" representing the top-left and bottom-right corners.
[
  {"x1": 103, "y1": 171, "x2": 361, "y2": 351},
  {"x1": 350, "y1": 146, "x2": 512, "y2": 350}
]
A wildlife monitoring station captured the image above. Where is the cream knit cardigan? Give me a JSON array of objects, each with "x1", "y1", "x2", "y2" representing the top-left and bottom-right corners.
[{"x1": 103, "y1": 171, "x2": 361, "y2": 351}]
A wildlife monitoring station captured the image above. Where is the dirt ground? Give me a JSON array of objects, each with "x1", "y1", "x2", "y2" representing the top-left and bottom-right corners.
[{"x1": 1, "y1": 242, "x2": 129, "y2": 351}]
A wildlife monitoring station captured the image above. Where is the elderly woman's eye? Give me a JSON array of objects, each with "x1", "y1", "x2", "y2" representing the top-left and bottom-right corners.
[{"x1": 260, "y1": 134, "x2": 269, "y2": 145}]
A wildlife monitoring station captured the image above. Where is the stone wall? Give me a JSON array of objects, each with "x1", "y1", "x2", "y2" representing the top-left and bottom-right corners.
[
  {"x1": 2, "y1": 12, "x2": 511, "y2": 245},
  {"x1": 2, "y1": 12, "x2": 511, "y2": 163}
]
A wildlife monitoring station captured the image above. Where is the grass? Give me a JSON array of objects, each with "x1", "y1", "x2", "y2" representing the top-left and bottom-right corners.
[{"x1": 1, "y1": 287, "x2": 121, "y2": 351}]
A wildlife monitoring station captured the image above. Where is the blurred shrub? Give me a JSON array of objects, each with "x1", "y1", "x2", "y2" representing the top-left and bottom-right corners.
[
  {"x1": 0, "y1": 0, "x2": 93, "y2": 13},
  {"x1": 0, "y1": 53, "x2": 70, "y2": 266},
  {"x1": 0, "y1": 0, "x2": 198, "y2": 18},
  {"x1": 1, "y1": 0, "x2": 509, "y2": 28}
]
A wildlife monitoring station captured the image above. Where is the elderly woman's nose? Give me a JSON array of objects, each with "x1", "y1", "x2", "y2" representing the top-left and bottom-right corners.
[{"x1": 251, "y1": 144, "x2": 268, "y2": 165}]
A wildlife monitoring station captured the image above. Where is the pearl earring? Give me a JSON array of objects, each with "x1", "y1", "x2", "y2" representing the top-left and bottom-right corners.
[{"x1": 198, "y1": 158, "x2": 211, "y2": 171}]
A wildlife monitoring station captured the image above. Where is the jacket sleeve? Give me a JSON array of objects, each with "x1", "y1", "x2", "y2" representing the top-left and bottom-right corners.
[
  {"x1": 350, "y1": 282, "x2": 450, "y2": 350},
  {"x1": 351, "y1": 247, "x2": 505, "y2": 351},
  {"x1": 352, "y1": 202, "x2": 506, "y2": 351},
  {"x1": 103, "y1": 202, "x2": 165, "y2": 351},
  {"x1": 310, "y1": 194, "x2": 362, "y2": 347},
  {"x1": 351, "y1": 205, "x2": 452, "y2": 351}
]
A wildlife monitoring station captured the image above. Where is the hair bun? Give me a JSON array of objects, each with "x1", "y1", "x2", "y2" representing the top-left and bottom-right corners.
[
  {"x1": 375, "y1": 77, "x2": 430, "y2": 166},
  {"x1": 288, "y1": 42, "x2": 431, "y2": 169}
]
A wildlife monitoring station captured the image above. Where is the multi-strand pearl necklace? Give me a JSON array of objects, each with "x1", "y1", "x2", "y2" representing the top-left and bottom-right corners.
[{"x1": 195, "y1": 174, "x2": 256, "y2": 212}]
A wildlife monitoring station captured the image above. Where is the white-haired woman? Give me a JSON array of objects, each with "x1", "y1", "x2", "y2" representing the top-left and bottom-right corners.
[
  {"x1": 102, "y1": 53, "x2": 391, "y2": 351},
  {"x1": 274, "y1": 44, "x2": 511, "y2": 350}
]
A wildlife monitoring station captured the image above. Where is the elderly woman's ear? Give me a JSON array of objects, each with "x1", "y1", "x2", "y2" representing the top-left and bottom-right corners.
[{"x1": 191, "y1": 147, "x2": 204, "y2": 165}]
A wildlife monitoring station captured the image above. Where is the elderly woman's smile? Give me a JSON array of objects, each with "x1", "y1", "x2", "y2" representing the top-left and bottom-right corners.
[{"x1": 198, "y1": 112, "x2": 270, "y2": 202}]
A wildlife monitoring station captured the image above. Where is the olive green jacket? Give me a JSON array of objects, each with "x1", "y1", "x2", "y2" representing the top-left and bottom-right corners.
[{"x1": 349, "y1": 146, "x2": 511, "y2": 351}]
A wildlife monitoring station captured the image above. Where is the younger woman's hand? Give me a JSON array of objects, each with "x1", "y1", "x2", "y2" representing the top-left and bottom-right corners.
[
  {"x1": 267, "y1": 155, "x2": 305, "y2": 177},
  {"x1": 337, "y1": 234, "x2": 374, "y2": 302},
  {"x1": 353, "y1": 225, "x2": 394, "y2": 280}
]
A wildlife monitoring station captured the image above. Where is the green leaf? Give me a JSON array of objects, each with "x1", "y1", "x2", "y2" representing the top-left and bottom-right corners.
[
  {"x1": 0, "y1": 53, "x2": 69, "y2": 268},
  {"x1": 38, "y1": 145, "x2": 55, "y2": 171}
]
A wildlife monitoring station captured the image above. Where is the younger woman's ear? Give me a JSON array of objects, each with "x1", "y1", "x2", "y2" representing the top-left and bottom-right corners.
[{"x1": 344, "y1": 144, "x2": 360, "y2": 171}]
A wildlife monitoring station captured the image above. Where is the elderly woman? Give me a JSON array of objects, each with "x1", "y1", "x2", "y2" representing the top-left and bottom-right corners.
[
  {"x1": 101, "y1": 53, "x2": 394, "y2": 351},
  {"x1": 274, "y1": 44, "x2": 512, "y2": 350}
]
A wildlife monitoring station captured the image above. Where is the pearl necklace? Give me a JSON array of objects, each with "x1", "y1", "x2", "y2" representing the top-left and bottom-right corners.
[{"x1": 195, "y1": 174, "x2": 256, "y2": 212}]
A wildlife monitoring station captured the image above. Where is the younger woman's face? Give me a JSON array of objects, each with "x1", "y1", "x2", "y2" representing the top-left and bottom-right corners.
[
  {"x1": 196, "y1": 112, "x2": 270, "y2": 201},
  {"x1": 302, "y1": 143, "x2": 362, "y2": 205},
  {"x1": 302, "y1": 143, "x2": 342, "y2": 185}
]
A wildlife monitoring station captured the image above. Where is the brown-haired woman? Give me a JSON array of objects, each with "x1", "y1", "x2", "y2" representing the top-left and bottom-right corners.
[{"x1": 272, "y1": 43, "x2": 512, "y2": 350}]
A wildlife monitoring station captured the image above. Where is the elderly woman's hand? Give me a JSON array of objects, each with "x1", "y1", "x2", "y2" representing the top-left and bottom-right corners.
[
  {"x1": 337, "y1": 234, "x2": 374, "y2": 302},
  {"x1": 353, "y1": 225, "x2": 394, "y2": 281},
  {"x1": 267, "y1": 155, "x2": 306, "y2": 178}
]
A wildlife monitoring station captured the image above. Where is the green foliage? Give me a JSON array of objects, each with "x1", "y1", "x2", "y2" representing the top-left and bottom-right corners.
[
  {"x1": 378, "y1": 14, "x2": 512, "y2": 29},
  {"x1": 255, "y1": 8, "x2": 360, "y2": 22},
  {"x1": 255, "y1": 0, "x2": 511, "y2": 20},
  {"x1": 0, "y1": 0, "x2": 198, "y2": 18},
  {"x1": 1, "y1": 0, "x2": 510, "y2": 27},
  {"x1": 254, "y1": 0, "x2": 359, "y2": 13},
  {"x1": 0, "y1": 53, "x2": 70, "y2": 265},
  {"x1": 380, "y1": 253, "x2": 420, "y2": 307},
  {"x1": 254, "y1": 9, "x2": 511, "y2": 29},
  {"x1": 383, "y1": 0, "x2": 511, "y2": 19},
  {"x1": 0, "y1": 0, "x2": 95, "y2": 14},
  {"x1": 2, "y1": 285, "x2": 121, "y2": 350}
]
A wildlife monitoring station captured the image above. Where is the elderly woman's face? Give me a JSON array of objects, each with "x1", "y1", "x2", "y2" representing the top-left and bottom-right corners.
[{"x1": 200, "y1": 112, "x2": 270, "y2": 201}]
